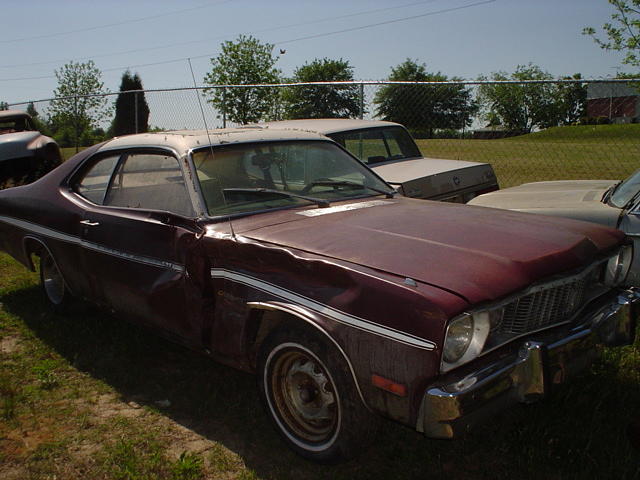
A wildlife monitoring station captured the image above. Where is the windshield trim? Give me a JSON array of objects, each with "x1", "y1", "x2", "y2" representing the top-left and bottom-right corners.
[
  {"x1": 607, "y1": 169, "x2": 640, "y2": 209},
  {"x1": 204, "y1": 192, "x2": 391, "y2": 222},
  {"x1": 190, "y1": 139, "x2": 394, "y2": 219}
]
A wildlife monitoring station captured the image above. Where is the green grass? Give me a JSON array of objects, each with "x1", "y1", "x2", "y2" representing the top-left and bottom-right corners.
[
  {"x1": 416, "y1": 123, "x2": 640, "y2": 188},
  {"x1": 0, "y1": 249, "x2": 639, "y2": 479},
  {"x1": 60, "y1": 147, "x2": 86, "y2": 161}
]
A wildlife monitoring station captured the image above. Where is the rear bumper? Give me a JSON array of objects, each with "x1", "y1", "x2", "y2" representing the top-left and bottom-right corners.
[{"x1": 417, "y1": 289, "x2": 638, "y2": 439}]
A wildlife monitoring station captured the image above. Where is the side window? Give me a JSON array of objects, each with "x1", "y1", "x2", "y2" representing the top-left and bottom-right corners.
[
  {"x1": 104, "y1": 153, "x2": 195, "y2": 217},
  {"x1": 75, "y1": 154, "x2": 121, "y2": 204}
]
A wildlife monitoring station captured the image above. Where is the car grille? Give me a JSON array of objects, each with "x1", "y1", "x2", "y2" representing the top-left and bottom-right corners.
[{"x1": 494, "y1": 273, "x2": 596, "y2": 336}]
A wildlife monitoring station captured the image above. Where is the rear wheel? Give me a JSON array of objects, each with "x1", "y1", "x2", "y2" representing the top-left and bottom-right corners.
[
  {"x1": 258, "y1": 326, "x2": 378, "y2": 462},
  {"x1": 39, "y1": 251, "x2": 73, "y2": 312}
]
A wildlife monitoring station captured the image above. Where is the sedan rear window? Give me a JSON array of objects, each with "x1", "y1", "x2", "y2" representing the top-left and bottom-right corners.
[{"x1": 328, "y1": 126, "x2": 422, "y2": 164}]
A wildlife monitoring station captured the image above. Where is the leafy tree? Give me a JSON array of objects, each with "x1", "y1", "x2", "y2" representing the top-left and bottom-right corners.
[
  {"x1": 25, "y1": 102, "x2": 50, "y2": 134},
  {"x1": 373, "y1": 59, "x2": 476, "y2": 138},
  {"x1": 49, "y1": 60, "x2": 111, "y2": 150},
  {"x1": 112, "y1": 71, "x2": 150, "y2": 136},
  {"x1": 281, "y1": 58, "x2": 360, "y2": 119},
  {"x1": 583, "y1": 0, "x2": 640, "y2": 67},
  {"x1": 553, "y1": 74, "x2": 587, "y2": 125},
  {"x1": 0, "y1": 102, "x2": 7, "y2": 111},
  {"x1": 203, "y1": 35, "x2": 281, "y2": 125},
  {"x1": 478, "y1": 64, "x2": 565, "y2": 132}
]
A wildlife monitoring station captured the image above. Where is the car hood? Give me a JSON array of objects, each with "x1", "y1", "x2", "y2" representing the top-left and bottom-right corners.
[
  {"x1": 468, "y1": 180, "x2": 622, "y2": 227},
  {"x1": 231, "y1": 197, "x2": 623, "y2": 304},
  {"x1": 0, "y1": 131, "x2": 40, "y2": 160}
]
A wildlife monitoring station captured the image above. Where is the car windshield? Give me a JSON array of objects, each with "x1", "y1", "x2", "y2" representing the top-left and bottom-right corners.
[
  {"x1": 192, "y1": 140, "x2": 393, "y2": 216},
  {"x1": 609, "y1": 168, "x2": 640, "y2": 209},
  {"x1": 0, "y1": 115, "x2": 35, "y2": 134},
  {"x1": 327, "y1": 126, "x2": 422, "y2": 165}
]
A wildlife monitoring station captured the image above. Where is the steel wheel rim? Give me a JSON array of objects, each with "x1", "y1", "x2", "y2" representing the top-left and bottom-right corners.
[
  {"x1": 42, "y1": 255, "x2": 65, "y2": 305},
  {"x1": 269, "y1": 347, "x2": 339, "y2": 445}
]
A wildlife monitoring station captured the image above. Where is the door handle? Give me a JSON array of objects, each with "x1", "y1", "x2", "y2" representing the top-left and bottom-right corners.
[{"x1": 80, "y1": 220, "x2": 100, "y2": 226}]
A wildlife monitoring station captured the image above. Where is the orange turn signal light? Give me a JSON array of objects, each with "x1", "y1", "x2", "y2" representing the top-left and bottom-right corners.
[{"x1": 371, "y1": 374, "x2": 407, "y2": 397}]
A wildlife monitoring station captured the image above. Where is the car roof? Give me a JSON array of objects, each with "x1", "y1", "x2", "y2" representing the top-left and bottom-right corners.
[
  {"x1": 0, "y1": 110, "x2": 31, "y2": 120},
  {"x1": 256, "y1": 118, "x2": 402, "y2": 135},
  {"x1": 96, "y1": 127, "x2": 329, "y2": 156}
]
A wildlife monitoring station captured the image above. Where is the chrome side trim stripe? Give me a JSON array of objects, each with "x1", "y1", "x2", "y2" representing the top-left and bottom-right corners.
[
  {"x1": 0, "y1": 215, "x2": 184, "y2": 273},
  {"x1": 1, "y1": 215, "x2": 78, "y2": 244},
  {"x1": 211, "y1": 268, "x2": 436, "y2": 350}
]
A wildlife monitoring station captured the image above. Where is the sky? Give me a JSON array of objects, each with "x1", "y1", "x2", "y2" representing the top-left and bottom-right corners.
[{"x1": 0, "y1": 0, "x2": 631, "y2": 105}]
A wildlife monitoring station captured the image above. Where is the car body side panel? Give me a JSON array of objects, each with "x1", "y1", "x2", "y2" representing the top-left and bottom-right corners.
[{"x1": 199, "y1": 228, "x2": 467, "y2": 425}]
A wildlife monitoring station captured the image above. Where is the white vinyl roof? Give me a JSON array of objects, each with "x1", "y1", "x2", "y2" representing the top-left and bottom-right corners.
[
  {"x1": 256, "y1": 118, "x2": 402, "y2": 135},
  {"x1": 98, "y1": 127, "x2": 329, "y2": 156}
]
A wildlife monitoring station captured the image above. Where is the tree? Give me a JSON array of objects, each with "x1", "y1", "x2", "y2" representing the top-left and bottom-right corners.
[
  {"x1": 281, "y1": 58, "x2": 360, "y2": 119},
  {"x1": 0, "y1": 102, "x2": 7, "y2": 111},
  {"x1": 583, "y1": 0, "x2": 640, "y2": 67},
  {"x1": 49, "y1": 60, "x2": 111, "y2": 150},
  {"x1": 477, "y1": 64, "x2": 565, "y2": 133},
  {"x1": 554, "y1": 74, "x2": 587, "y2": 125},
  {"x1": 373, "y1": 59, "x2": 476, "y2": 138},
  {"x1": 26, "y1": 102, "x2": 50, "y2": 134},
  {"x1": 111, "y1": 71, "x2": 150, "y2": 136},
  {"x1": 203, "y1": 35, "x2": 281, "y2": 125}
]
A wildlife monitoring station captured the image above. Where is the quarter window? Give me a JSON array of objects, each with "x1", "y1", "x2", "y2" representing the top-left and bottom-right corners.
[
  {"x1": 104, "y1": 153, "x2": 194, "y2": 217},
  {"x1": 75, "y1": 154, "x2": 120, "y2": 204}
]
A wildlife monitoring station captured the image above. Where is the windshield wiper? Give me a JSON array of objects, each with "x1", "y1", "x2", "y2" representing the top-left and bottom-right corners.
[
  {"x1": 222, "y1": 188, "x2": 330, "y2": 208},
  {"x1": 305, "y1": 180, "x2": 396, "y2": 198}
]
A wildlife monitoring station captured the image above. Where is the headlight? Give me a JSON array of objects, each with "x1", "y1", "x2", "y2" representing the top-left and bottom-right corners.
[
  {"x1": 441, "y1": 312, "x2": 491, "y2": 372},
  {"x1": 604, "y1": 245, "x2": 633, "y2": 286}
]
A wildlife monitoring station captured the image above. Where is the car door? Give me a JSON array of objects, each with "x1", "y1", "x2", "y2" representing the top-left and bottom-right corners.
[{"x1": 74, "y1": 149, "x2": 203, "y2": 343}]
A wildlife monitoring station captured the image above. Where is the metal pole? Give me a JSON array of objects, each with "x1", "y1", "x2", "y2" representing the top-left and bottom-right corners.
[
  {"x1": 222, "y1": 87, "x2": 227, "y2": 128},
  {"x1": 134, "y1": 91, "x2": 139, "y2": 134},
  {"x1": 359, "y1": 83, "x2": 364, "y2": 119}
]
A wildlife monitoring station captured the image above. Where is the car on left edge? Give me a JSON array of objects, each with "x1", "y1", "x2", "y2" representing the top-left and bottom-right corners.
[
  {"x1": 0, "y1": 128, "x2": 637, "y2": 463},
  {"x1": 0, "y1": 110, "x2": 62, "y2": 185}
]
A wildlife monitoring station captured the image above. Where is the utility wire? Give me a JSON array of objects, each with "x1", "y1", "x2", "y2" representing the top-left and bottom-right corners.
[
  {"x1": 0, "y1": 0, "x2": 443, "y2": 69},
  {"x1": 0, "y1": 0, "x2": 235, "y2": 44},
  {"x1": 0, "y1": 0, "x2": 498, "y2": 83}
]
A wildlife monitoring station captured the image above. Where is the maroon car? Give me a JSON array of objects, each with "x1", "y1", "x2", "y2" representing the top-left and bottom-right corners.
[{"x1": 0, "y1": 128, "x2": 636, "y2": 462}]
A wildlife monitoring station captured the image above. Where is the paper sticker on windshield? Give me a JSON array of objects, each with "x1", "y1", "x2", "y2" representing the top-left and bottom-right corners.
[{"x1": 296, "y1": 200, "x2": 394, "y2": 217}]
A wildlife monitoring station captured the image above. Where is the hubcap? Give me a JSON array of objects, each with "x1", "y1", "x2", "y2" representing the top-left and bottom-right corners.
[
  {"x1": 270, "y1": 349, "x2": 338, "y2": 443},
  {"x1": 42, "y1": 255, "x2": 65, "y2": 305}
]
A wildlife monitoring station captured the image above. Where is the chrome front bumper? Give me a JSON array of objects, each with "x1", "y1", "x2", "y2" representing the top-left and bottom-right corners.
[{"x1": 417, "y1": 289, "x2": 639, "y2": 439}]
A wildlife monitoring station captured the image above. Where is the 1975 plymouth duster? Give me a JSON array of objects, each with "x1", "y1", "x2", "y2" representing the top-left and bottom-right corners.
[{"x1": 0, "y1": 128, "x2": 636, "y2": 462}]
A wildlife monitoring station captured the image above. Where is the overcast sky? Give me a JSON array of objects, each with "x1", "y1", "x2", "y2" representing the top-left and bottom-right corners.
[{"x1": 0, "y1": 0, "x2": 630, "y2": 104}]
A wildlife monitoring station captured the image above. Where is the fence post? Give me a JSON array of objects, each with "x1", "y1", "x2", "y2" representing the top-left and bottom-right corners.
[
  {"x1": 134, "y1": 91, "x2": 139, "y2": 134},
  {"x1": 359, "y1": 83, "x2": 364, "y2": 119},
  {"x1": 74, "y1": 95, "x2": 80, "y2": 154},
  {"x1": 222, "y1": 87, "x2": 227, "y2": 128}
]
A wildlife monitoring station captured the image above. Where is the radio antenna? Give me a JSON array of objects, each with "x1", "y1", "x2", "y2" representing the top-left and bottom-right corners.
[{"x1": 187, "y1": 57, "x2": 235, "y2": 240}]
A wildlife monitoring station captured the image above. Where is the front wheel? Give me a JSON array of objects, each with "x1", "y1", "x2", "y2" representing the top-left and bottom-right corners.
[{"x1": 258, "y1": 327, "x2": 378, "y2": 462}]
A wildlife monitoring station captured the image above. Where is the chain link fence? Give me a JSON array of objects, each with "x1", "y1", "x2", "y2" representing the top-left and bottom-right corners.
[{"x1": 7, "y1": 79, "x2": 640, "y2": 188}]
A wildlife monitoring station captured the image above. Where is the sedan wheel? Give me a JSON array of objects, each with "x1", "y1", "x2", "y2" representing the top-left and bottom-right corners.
[
  {"x1": 258, "y1": 326, "x2": 378, "y2": 462},
  {"x1": 267, "y1": 344, "x2": 340, "y2": 447},
  {"x1": 39, "y1": 251, "x2": 71, "y2": 310}
]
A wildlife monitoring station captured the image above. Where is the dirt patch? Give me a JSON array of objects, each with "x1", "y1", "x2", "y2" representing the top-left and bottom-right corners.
[{"x1": 0, "y1": 334, "x2": 21, "y2": 355}]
